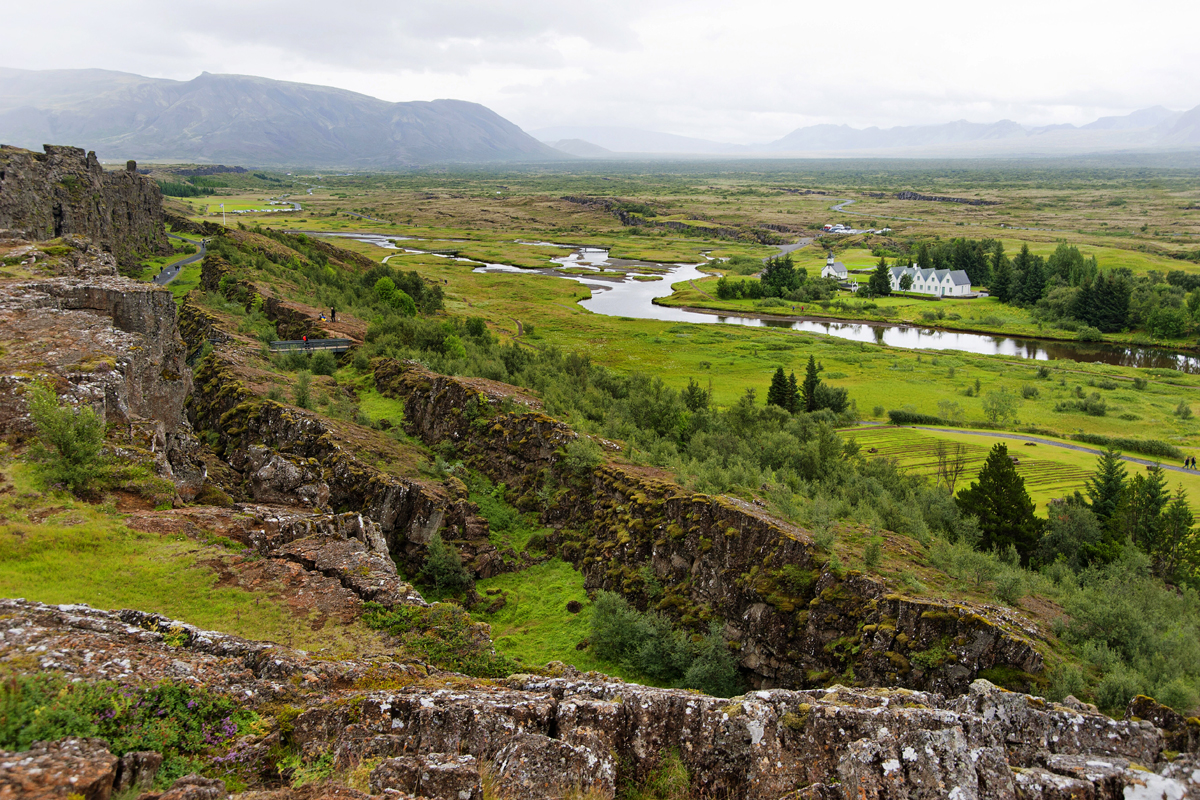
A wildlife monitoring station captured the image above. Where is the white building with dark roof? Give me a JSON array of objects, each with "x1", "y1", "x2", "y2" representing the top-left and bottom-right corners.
[
  {"x1": 888, "y1": 266, "x2": 972, "y2": 297},
  {"x1": 821, "y1": 252, "x2": 848, "y2": 281}
]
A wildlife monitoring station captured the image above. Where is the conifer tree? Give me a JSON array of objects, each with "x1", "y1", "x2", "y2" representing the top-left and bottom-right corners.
[
  {"x1": 990, "y1": 248, "x2": 1013, "y2": 302},
  {"x1": 766, "y1": 367, "x2": 791, "y2": 410},
  {"x1": 1087, "y1": 447, "x2": 1127, "y2": 523},
  {"x1": 955, "y1": 443, "x2": 1043, "y2": 563},
  {"x1": 867, "y1": 256, "x2": 891, "y2": 297},
  {"x1": 802, "y1": 355, "x2": 821, "y2": 413},
  {"x1": 786, "y1": 371, "x2": 801, "y2": 414},
  {"x1": 1083, "y1": 446, "x2": 1127, "y2": 564}
]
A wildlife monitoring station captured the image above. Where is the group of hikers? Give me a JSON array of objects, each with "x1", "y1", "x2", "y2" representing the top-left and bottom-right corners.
[{"x1": 1186, "y1": 455, "x2": 1197, "y2": 469}]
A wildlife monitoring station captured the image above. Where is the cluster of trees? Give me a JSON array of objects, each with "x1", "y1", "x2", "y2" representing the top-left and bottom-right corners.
[
  {"x1": 954, "y1": 443, "x2": 1197, "y2": 585},
  {"x1": 869, "y1": 234, "x2": 1200, "y2": 337},
  {"x1": 715, "y1": 254, "x2": 837, "y2": 303},
  {"x1": 590, "y1": 590, "x2": 742, "y2": 696},
  {"x1": 766, "y1": 356, "x2": 849, "y2": 414},
  {"x1": 156, "y1": 180, "x2": 215, "y2": 198},
  {"x1": 951, "y1": 237, "x2": 1200, "y2": 338}
]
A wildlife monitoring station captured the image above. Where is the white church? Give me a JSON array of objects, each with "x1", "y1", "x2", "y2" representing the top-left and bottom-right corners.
[
  {"x1": 820, "y1": 252, "x2": 848, "y2": 281},
  {"x1": 888, "y1": 266, "x2": 972, "y2": 297}
]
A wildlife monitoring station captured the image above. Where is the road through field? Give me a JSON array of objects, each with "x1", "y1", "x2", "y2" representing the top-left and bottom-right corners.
[{"x1": 852, "y1": 422, "x2": 1194, "y2": 475}]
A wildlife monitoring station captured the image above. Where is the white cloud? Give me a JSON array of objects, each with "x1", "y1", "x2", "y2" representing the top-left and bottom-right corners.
[{"x1": 1, "y1": 0, "x2": 1197, "y2": 142}]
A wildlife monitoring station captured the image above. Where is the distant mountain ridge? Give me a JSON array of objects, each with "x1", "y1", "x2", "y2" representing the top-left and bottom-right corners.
[
  {"x1": 533, "y1": 106, "x2": 1200, "y2": 156},
  {"x1": 0, "y1": 67, "x2": 562, "y2": 167}
]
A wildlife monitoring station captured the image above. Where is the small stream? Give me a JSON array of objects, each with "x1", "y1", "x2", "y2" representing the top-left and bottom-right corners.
[{"x1": 317, "y1": 233, "x2": 1200, "y2": 373}]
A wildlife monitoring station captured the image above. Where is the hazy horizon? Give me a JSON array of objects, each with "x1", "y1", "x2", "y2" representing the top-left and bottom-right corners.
[{"x1": 2, "y1": 0, "x2": 1197, "y2": 145}]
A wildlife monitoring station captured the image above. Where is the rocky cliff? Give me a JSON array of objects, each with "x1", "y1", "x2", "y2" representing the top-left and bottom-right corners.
[
  {"x1": 0, "y1": 235, "x2": 205, "y2": 499},
  {"x1": 1, "y1": 599, "x2": 1197, "y2": 799},
  {"x1": 0, "y1": 143, "x2": 170, "y2": 268},
  {"x1": 377, "y1": 360, "x2": 1044, "y2": 695}
]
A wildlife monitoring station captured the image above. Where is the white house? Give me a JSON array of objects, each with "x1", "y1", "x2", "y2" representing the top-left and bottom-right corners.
[
  {"x1": 888, "y1": 266, "x2": 972, "y2": 297},
  {"x1": 821, "y1": 252, "x2": 848, "y2": 281}
]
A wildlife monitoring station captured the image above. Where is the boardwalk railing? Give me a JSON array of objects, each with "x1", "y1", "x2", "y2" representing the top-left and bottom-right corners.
[{"x1": 268, "y1": 338, "x2": 353, "y2": 355}]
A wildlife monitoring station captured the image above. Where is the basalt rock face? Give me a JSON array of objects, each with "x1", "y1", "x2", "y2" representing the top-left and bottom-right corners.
[
  {"x1": 0, "y1": 144, "x2": 171, "y2": 268},
  {"x1": 0, "y1": 240, "x2": 205, "y2": 499},
  {"x1": 2, "y1": 597, "x2": 1197, "y2": 799},
  {"x1": 185, "y1": 352, "x2": 512, "y2": 580},
  {"x1": 379, "y1": 359, "x2": 1044, "y2": 695}
]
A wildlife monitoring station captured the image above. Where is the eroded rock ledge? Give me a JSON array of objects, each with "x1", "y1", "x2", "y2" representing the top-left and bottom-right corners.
[
  {"x1": 0, "y1": 599, "x2": 1196, "y2": 799},
  {"x1": 377, "y1": 360, "x2": 1044, "y2": 695}
]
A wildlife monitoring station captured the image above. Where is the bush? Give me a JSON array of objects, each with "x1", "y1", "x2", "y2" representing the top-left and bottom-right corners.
[
  {"x1": 1021, "y1": 384, "x2": 1039, "y2": 399},
  {"x1": 362, "y1": 602, "x2": 515, "y2": 678},
  {"x1": 24, "y1": 382, "x2": 107, "y2": 493},
  {"x1": 887, "y1": 409, "x2": 943, "y2": 425},
  {"x1": 862, "y1": 536, "x2": 883, "y2": 570},
  {"x1": 309, "y1": 350, "x2": 337, "y2": 376},
  {"x1": 0, "y1": 674, "x2": 254, "y2": 775},
  {"x1": 682, "y1": 622, "x2": 743, "y2": 697},
  {"x1": 561, "y1": 437, "x2": 603, "y2": 477},
  {"x1": 1068, "y1": 434, "x2": 1182, "y2": 460},
  {"x1": 1076, "y1": 326, "x2": 1103, "y2": 342},
  {"x1": 293, "y1": 371, "x2": 312, "y2": 409}
]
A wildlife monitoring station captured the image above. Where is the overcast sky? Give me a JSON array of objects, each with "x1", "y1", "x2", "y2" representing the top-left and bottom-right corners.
[{"x1": 3, "y1": 0, "x2": 1198, "y2": 143}]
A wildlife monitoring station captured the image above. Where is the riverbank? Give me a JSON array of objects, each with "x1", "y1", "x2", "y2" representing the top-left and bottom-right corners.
[{"x1": 658, "y1": 274, "x2": 1200, "y2": 355}]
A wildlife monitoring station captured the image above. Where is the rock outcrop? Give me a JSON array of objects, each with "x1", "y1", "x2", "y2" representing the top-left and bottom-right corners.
[
  {"x1": 378, "y1": 360, "x2": 1044, "y2": 695},
  {"x1": 0, "y1": 144, "x2": 171, "y2": 268},
  {"x1": 185, "y1": 352, "x2": 514, "y2": 580},
  {"x1": 0, "y1": 599, "x2": 1196, "y2": 800},
  {"x1": 0, "y1": 239, "x2": 205, "y2": 500}
]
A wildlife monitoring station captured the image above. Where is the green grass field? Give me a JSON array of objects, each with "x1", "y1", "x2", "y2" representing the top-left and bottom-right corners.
[{"x1": 0, "y1": 466, "x2": 372, "y2": 655}]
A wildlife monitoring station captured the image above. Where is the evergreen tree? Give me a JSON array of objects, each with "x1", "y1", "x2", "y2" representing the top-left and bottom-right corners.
[
  {"x1": 916, "y1": 242, "x2": 931, "y2": 269},
  {"x1": 801, "y1": 355, "x2": 821, "y2": 413},
  {"x1": 766, "y1": 367, "x2": 791, "y2": 410},
  {"x1": 1125, "y1": 466, "x2": 1170, "y2": 554},
  {"x1": 1086, "y1": 447, "x2": 1127, "y2": 522},
  {"x1": 1020, "y1": 254, "x2": 1046, "y2": 305},
  {"x1": 419, "y1": 531, "x2": 471, "y2": 593},
  {"x1": 867, "y1": 256, "x2": 891, "y2": 297},
  {"x1": 990, "y1": 246, "x2": 1013, "y2": 302},
  {"x1": 786, "y1": 371, "x2": 801, "y2": 414},
  {"x1": 1153, "y1": 486, "x2": 1195, "y2": 579},
  {"x1": 955, "y1": 443, "x2": 1043, "y2": 563},
  {"x1": 1084, "y1": 446, "x2": 1127, "y2": 564},
  {"x1": 1091, "y1": 271, "x2": 1132, "y2": 333}
]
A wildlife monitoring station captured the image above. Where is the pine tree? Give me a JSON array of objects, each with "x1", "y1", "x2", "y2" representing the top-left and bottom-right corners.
[
  {"x1": 955, "y1": 443, "x2": 1043, "y2": 563},
  {"x1": 766, "y1": 367, "x2": 790, "y2": 410},
  {"x1": 801, "y1": 355, "x2": 821, "y2": 413},
  {"x1": 1020, "y1": 254, "x2": 1046, "y2": 305},
  {"x1": 1125, "y1": 466, "x2": 1170, "y2": 554},
  {"x1": 990, "y1": 247, "x2": 1013, "y2": 303},
  {"x1": 1086, "y1": 447, "x2": 1127, "y2": 523},
  {"x1": 419, "y1": 531, "x2": 471, "y2": 593},
  {"x1": 1083, "y1": 446, "x2": 1127, "y2": 564},
  {"x1": 786, "y1": 371, "x2": 801, "y2": 414},
  {"x1": 867, "y1": 256, "x2": 891, "y2": 297},
  {"x1": 1153, "y1": 486, "x2": 1195, "y2": 579},
  {"x1": 916, "y1": 242, "x2": 931, "y2": 269}
]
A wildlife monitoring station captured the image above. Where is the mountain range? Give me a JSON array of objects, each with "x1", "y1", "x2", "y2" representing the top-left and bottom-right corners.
[
  {"x1": 0, "y1": 67, "x2": 560, "y2": 167},
  {"x1": 532, "y1": 106, "x2": 1200, "y2": 157},
  {"x1": 1, "y1": 66, "x2": 1198, "y2": 166}
]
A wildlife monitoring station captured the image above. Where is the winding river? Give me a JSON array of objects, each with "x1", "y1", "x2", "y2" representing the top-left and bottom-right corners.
[{"x1": 317, "y1": 233, "x2": 1200, "y2": 374}]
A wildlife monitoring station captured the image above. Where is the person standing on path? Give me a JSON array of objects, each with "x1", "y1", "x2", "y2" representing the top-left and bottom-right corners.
[{"x1": 331, "y1": 306, "x2": 336, "y2": 323}]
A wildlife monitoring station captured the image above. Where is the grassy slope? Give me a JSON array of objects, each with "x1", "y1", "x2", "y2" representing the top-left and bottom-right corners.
[{"x1": 0, "y1": 465, "x2": 372, "y2": 655}]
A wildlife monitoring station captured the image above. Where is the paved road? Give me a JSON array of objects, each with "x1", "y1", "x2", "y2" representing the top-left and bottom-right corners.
[
  {"x1": 849, "y1": 421, "x2": 1196, "y2": 476},
  {"x1": 344, "y1": 211, "x2": 389, "y2": 223},
  {"x1": 153, "y1": 234, "x2": 206, "y2": 286}
]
